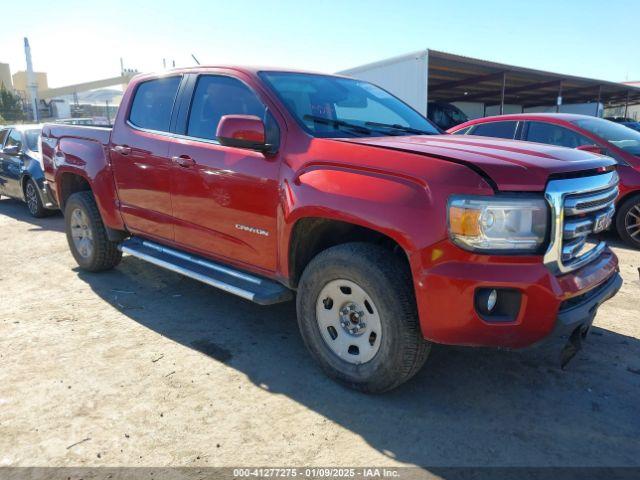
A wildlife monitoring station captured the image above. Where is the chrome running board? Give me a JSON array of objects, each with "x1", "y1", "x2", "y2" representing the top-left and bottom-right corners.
[{"x1": 119, "y1": 237, "x2": 293, "y2": 305}]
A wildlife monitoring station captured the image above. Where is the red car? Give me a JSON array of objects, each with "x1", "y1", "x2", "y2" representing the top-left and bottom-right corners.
[
  {"x1": 41, "y1": 69, "x2": 621, "y2": 392},
  {"x1": 448, "y1": 113, "x2": 640, "y2": 248}
]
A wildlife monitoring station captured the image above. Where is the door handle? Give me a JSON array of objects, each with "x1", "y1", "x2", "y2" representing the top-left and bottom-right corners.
[
  {"x1": 172, "y1": 155, "x2": 196, "y2": 168},
  {"x1": 112, "y1": 145, "x2": 132, "y2": 155}
]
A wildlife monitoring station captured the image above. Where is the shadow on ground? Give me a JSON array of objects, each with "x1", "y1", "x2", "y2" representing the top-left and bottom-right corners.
[
  {"x1": 0, "y1": 197, "x2": 63, "y2": 233},
  {"x1": 3, "y1": 196, "x2": 639, "y2": 468},
  {"x1": 77, "y1": 256, "x2": 640, "y2": 468}
]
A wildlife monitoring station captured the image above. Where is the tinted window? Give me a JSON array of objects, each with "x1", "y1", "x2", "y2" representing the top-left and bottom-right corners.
[
  {"x1": 470, "y1": 121, "x2": 517, "y2": 139},
  {"x1": 0, "y1": 129, "x2": 8, "y2": 147},
  {"x1": 451, "y1": 126, "x2": 471, "y2": 135},
  {"x1": 25, "y1": 129, "x2": 41, "y2": 151},
  {"x1": 572, "y1": 117, "x2": 640, "y2": 155},
  {"x1": 526, "y1": 122, "x2": 591, "y2": 149},
  {"x1": 129, "y1": 76, "x2": 181, "y2": 132},
  {"x1": 260, "y1": 72, "x2": 438, "y2": 138},
  {"x1": 5, "y1": 129, "x2": 22, "y2": 149},
  {"x1": 187, "y1": 75, "x2": 267, "y2": 142}
]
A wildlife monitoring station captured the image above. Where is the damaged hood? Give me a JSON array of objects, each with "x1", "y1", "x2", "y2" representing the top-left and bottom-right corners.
[{"x1": 339, "y1": 134, "x2": 617, "y2": 191}]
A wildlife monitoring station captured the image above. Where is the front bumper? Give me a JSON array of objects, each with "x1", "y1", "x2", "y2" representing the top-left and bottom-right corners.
[
  {"x1": 535, "y1": 271, "x2": 622, "y2": 366},
  {"x1": 413, "y1": 240, "x2": 621, "y2": 348}
]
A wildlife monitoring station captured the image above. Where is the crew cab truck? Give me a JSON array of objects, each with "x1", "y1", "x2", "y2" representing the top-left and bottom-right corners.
[{"x1": 42, "y1": 67, "x2": 622, "y2": 392}]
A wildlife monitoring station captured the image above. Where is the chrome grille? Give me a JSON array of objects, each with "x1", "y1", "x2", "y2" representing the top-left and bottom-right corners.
[{"x1": 544, "y1": 171, "x2": 618, "y2": 274}]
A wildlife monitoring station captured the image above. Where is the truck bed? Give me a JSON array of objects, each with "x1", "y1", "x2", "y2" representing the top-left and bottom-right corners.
[{"x1": 42, "y1": 124, "x2": 112, "y2": 145}]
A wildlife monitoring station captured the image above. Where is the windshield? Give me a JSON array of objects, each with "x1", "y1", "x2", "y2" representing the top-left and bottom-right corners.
[
  {"x1": 25, "y1": 129, "x2": 41, "y2": 152},
  {"x1": 259, "y1": 72, "x2": 439, "y2": 138},
  {"x1": 573, "y1": 117, "x2": 640, "y2": 156}
]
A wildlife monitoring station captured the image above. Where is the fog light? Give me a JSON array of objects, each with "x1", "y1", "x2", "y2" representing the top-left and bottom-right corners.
[
  {"x1": 487, "y1": 289, "x2": 498, "y2": 312},
  {"x1": 474, "y1": 288, "x2": 522, "y2": 323}
]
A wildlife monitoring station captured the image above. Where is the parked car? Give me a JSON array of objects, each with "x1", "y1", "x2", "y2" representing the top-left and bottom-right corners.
[
  {"x1": 605, "y1": 116, "x2": 640, "y2": 132},
  {"x1": 449, "y1": 113, "x2": 640, "y2": 249},
  {"x1": 428, "y1": 101, "x2": 468, "y2": 130},
  {"x1": 0, "y1": 124, "x2": 58, "y2": 217},
  {"x1": 42, "y1": 68, "x2": 621, "y2": 392}
]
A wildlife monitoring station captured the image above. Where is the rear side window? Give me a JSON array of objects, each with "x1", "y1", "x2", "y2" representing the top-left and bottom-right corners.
[
  {"x1": 469, "y1": 121, "x2": 517, "y2": 139},
  {"x1": 525, "y1": 122, "x2": 591, "y2": 149},
  {"x1": 129, "y1": 76, "x2": 181, "y2": 132},
  {"x1": 187, "y1": 75, "x2": 266, "y2": 141},
  {"x1": 0, "y1": 129, "x2": 8, "y2": 147}
]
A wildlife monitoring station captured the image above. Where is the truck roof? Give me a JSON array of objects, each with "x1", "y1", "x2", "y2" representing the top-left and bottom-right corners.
[{"x1": 131, "y1": 66, "x2": 353, "y2": 81}]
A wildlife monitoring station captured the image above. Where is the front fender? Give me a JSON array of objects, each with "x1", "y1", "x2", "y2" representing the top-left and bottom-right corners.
[{"x1": 279, "y1": 160, "x2": 494, "y2": 278}]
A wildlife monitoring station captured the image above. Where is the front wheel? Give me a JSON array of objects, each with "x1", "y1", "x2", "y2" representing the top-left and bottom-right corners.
[
  {"x1": 296, "y1": 243, "x2": 430, "y2": 393},
  {"x1": 64, "y1": 191, "x2": 122, "y2": 272},
  {"x1": 615, "y1": 194, "x2": 640, "y2": 249}
]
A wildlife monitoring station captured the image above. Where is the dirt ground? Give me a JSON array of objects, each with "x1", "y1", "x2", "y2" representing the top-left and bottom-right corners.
[{"x1": 1, "y1": 197, "x2": 639, "y2": 470}]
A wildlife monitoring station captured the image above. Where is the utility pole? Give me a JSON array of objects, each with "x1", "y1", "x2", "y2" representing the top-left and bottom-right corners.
[{"x1": 24, "y1": 37, "x2": 39, "y2": 122}]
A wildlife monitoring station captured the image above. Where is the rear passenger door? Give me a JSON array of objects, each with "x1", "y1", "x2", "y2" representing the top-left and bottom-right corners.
[
  {"x1": 468, "y1": 121, "x2": 519, "y2": 140},
  {"x1": 523, "y1": 121, "x2": 593, "y2": 149},
  {"x1": 110, "y1": 75, "x2": 183, "y2": 241}
]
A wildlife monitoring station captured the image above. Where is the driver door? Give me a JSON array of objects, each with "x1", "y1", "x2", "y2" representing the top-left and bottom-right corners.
[{"x1": 0, "y1": 129, "x2": 25, "y2": 198}]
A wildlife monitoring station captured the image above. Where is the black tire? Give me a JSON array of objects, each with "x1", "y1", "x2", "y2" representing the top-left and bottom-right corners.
[
  {"x1": 24, "y1": 178, "x2": 50, "y2": 218},
  {"x1": 296, "y1": 242, "x2": 430, "y2": 393},
  {"x1": 615, "y1": 194, "x2": 640, "y2": 249},
  {"x1": 64, "y1": 191, "x2": 122, "y2": 272}
]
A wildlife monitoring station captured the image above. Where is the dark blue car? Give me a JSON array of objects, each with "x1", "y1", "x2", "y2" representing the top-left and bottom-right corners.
[
  {"x1": 605, "y1": 116, "x2": 640, "y2": 132},
  {"x1": 0, "y1": 124, "x2": 58, "y2": 217}
]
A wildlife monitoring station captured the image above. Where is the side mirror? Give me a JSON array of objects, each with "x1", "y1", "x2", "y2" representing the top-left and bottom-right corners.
[
  {"x1": 576, "y1": 144, "x2": 604, "y2": 155},
  {"x1": 2, "y1": 144, "x2": 21, "y2": 156},
  {"x1": 217, "y1": 115, "x2": 270, "y2": 152}
]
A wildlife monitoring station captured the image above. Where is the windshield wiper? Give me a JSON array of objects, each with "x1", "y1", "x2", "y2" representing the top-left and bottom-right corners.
[
  {"x1": 303, "y1": 115, "x2": 372, "y2": 135},
  {"x1": 364, "y1": 121, "x2": 435, "y2": 135}
]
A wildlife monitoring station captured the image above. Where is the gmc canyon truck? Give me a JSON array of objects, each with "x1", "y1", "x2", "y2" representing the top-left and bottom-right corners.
[{"x1": 42, "y1": 67, "x2": 622, "y2": 392}]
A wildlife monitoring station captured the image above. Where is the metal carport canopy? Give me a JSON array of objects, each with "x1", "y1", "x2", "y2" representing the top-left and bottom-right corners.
[{"x1": 427, "y1": 49, "x2": 640, "y2": 113}]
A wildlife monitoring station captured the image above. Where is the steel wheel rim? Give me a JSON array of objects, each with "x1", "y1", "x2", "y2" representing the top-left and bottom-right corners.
[
  {"x1": 625, "y1": 203, "x2": 640, "y2": 240},
  {"x1": 315, "y1": 279, "x2": 382, "y2": 365},
  {"x1": 70, "y1": 207, "x2": 94, "y2": 259},
  {"x1": 26, "y1": 182, "x2": 38, "y2": 214}
]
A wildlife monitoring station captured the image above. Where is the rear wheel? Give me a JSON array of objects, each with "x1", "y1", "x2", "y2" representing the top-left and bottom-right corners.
[
  {"x1": 615, "y1": 194, "x2": 640, "y2": 249},
  {"x1": 64, "y1": 191, "x2": 122, "y2": 272},
  {"x1": 25, "y1": 178, "x2": 49, "y2": 218},
  {"x1": 296, "y1": 242, "x2": 430, "y2": 393}
]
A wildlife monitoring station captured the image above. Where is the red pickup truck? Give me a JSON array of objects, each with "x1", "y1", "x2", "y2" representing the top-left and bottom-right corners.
[{"x1": 42, "y1": 67, "x2": 622, "y2": 392}]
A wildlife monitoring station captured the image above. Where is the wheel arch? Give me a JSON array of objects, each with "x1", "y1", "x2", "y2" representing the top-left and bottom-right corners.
[{"x1": 287, "y1": 216, "x2": 412, "y2": 289}]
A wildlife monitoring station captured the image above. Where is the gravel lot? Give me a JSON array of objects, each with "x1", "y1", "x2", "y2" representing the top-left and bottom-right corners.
[{"x1": 1, "y1": 197, "x2": 639, "y2": 469}]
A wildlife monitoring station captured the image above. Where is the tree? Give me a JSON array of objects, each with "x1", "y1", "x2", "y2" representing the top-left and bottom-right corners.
[{"x1": 0, "y1": 84, "x2": 25, "y2": 123}]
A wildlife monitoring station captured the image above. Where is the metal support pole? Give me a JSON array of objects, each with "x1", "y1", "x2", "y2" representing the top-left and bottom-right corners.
[
  {"x1": 624, "y1": 91, "x2": 630, "y2": 118},
  {"x1": 556, "y1": 81, "x2": 563, "y2": 113},
  {"x1": 595, "y1": 85, "x2": 602, "y2": 116},
  {"x1": 499, "y1": 72, "x2": 506, "y2": 115}
]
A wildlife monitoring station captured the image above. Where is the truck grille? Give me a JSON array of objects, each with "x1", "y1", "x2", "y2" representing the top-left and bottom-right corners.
[{"x1": 544, "y1": 171, "x2": 618, "y2": 274}]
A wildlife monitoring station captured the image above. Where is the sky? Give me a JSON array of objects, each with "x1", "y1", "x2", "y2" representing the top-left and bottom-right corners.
[{"x1": 1, "y1": 0, "x2": 638, "y2": 89}]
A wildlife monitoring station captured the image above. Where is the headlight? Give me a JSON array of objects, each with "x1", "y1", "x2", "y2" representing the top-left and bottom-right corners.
[{"x1": 448, "y1": 195, "x2": 548, "y2": 253}]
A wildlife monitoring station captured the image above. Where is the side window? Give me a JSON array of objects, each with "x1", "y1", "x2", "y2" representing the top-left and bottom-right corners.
[
  {"x1": 451, "y1": 126, "x2": 471, "y2": 135},
  {"x1": 129, "y1": 76, "x2": 181, "y2": 132},
  {"x1": 0, "y1": 129, "x2": 8, "y2": 147},
  {"x1": 469, "y1": 121, "x2": 517, "y2": 139},
  {"x1": 525, "y1": 122, "x2": 592, "y2": 148},
  {"x1": 187, "y1": 75, "x2": 269, "y2": 142},
  {"x1": 5, "y1": 129, "x2": 22, "y2": 149}
]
